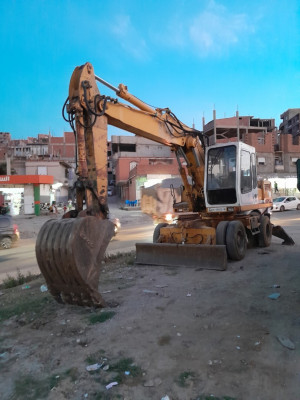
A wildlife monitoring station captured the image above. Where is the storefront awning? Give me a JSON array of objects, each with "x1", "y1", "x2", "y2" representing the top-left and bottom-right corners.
[{"x1": 0, "y1": 175, "x2": 54, "y2": 184}]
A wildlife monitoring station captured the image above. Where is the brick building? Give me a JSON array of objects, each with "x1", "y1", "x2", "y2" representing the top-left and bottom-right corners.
[{"x1": 280, "y1": 108, "x2": 300, "y2": 140}]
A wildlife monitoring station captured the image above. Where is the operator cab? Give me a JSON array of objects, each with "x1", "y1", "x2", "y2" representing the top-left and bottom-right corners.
[{"x1": 204, "y1": 142, "x2": 258, "y2": 211}]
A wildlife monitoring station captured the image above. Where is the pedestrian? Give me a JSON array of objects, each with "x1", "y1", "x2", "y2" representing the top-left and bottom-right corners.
[
  {"x1": 274, "y1": 181, "x2": 279, "y2": 193},
  {"x1": 63, "y1": 204, "x2": 67, "y2": 214}
]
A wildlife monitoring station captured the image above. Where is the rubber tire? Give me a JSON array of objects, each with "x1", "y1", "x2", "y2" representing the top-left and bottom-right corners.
[
  {"x1": 297, "y1": 204, "x2": 300, "y2": 210},
  {"x1": 216, "y1": 221, "x2": 229, "y2": 245},
  {"x1": 280, "y1": 205, "x2": 285, "y2": 212},
  {"x1": 258, "y1": 215, "x2": 272, "y2": 248},
  {"x1": 0, "y1": 237, "x2": 12, "y2": 249},
  {"x1": 225, "y1": 221, "x2": 247, "y2": 261},
  {"x1": 153, "y1": 223, "x2": 168, "y2": 243}
]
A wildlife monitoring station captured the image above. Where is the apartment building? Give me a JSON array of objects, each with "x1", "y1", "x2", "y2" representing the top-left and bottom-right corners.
[
  {"x1": 204, "y1": 113, "x2": 300, "y2": 193},
  {"x1": 280, "y1": 108, "x2": 300, "y2": 139}
]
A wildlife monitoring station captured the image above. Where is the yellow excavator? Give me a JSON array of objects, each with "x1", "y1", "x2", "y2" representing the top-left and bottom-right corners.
[{"x1": 35, "y1": 62, "x2": 294, "y2": 308}]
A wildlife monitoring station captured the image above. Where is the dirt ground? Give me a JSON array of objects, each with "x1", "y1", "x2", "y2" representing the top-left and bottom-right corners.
[
  {"x1": 1, "y1": 207, "x2": 299, "y2": 399},
  {"x1": 1, "y1": 233, "x2": 300, "y2": 399}
]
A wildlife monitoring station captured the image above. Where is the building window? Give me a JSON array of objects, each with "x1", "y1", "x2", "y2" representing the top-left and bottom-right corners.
[
  {"x1": 119, "y1": 144, "x2": 136, "y2": 152},
  {"x1": 257, "y1": 157, "x2": 265, "y2": 165},
  {"x1": 130, "y1": 161, "x2": 137, "y2": 171},
  {"x1": 257, "y1": 136, "x2": 265, "y2": 145},
  {"x1": 291, "y1": 158, "x2": 298, "y2": 165}
]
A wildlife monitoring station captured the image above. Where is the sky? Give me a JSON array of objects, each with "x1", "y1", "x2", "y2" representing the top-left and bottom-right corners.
[{"x1": 0, "y1": 0, "x2": 299, "y2": 140}]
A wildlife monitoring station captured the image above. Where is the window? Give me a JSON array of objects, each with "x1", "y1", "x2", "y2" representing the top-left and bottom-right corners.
[
  {"x1": 119, "y1": 144, "x2": 136, "y2": 152},
  {"x1": 251, "y1": 153, "x2": 257, "y2": 189},
  {"x1": 240, "y1": 150, "x2": 252, "y2": 194},
  {"x1": 38, "y1": 166, "x2": 47, "y2": 175},
  {"x1": 206, "y1": 145, "x2": 237, "y2": 204},
  {"x1": 291, "y1": 157, "x2": 298, "y2": 165},
  {"x1": 258, "y1": 157, "x2": 265, "y2": 165},
  {"x1": 129, "y1": 161, "x2": 137, "y2": 171}
]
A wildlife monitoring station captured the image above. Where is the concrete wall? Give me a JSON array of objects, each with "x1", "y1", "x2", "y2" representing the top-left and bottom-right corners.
[{"x1": 25, "y1": 161, "x2": 68, "y2": 184}]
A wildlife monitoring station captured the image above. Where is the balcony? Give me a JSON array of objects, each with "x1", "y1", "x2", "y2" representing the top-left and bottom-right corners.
[{"x1": 275, "y1": 164, "x2": 284, "y2": 171}]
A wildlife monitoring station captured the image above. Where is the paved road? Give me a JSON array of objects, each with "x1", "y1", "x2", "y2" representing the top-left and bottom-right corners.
[
  {"x1": 0, "y1": 210, "x2": 154, "y2": 282},
  {"x1": 0, "y1": 209, "x2": 299, "y2": 282}
]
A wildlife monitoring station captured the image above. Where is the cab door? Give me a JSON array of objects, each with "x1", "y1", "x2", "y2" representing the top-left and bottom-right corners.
[{"x1": 239, "y1": 149, "x2": 257, "y2": 206}]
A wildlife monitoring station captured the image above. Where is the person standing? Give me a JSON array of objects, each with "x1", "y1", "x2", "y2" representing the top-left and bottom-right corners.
[{"x1": 274, "y1": 181, "x2": 279, "y2": 193}]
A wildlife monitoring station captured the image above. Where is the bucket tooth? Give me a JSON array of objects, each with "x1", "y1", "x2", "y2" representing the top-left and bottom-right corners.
[{"x1": 36, "y1": 216, "x2": 115, "y2": 307}]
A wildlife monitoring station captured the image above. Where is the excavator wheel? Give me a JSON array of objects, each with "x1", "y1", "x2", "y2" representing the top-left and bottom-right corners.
[
  {"x1": 36, "y1": 216, "x2": 115, "y2": 307},
  {"x1": 225, "y1": 220, "x2": 247, "y2": 261},
  {"x1": 258, "y1": 215, "x2": 272, "y2": 247}
]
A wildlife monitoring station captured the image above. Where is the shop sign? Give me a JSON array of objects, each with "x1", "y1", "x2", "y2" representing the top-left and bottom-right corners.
[{"x1": 0, "y1": 176, "x2": 9, "y2": 182}]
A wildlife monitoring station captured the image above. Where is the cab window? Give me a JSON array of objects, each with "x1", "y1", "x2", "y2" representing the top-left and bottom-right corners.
[{"x1": 240, "y1": 150, "x2": 252, "y2": 194}]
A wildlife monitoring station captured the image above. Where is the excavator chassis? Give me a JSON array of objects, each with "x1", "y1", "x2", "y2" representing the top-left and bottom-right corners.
[{"x1": 36, "y1": 217, "x2": 115, "y2": 307}]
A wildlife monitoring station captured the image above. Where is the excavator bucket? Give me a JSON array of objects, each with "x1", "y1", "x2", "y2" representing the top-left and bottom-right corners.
[
  {"x1": 36, "y1": 217, "x2": 115, "y2": 307},
  {"x1": 135, "y1": 243, "x2": 227, "y2": 270}
]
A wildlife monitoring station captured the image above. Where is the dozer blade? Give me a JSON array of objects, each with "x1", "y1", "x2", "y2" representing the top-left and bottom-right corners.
[
  {"x1": 135, "y1": 243, "x2": 227, "y2": 270},
  {"x1": 36, "y1": 217, "x2": 115, "y2": 307},
  {"x1": 272, "y1": 225, "x2": 295, "y2": 246}
]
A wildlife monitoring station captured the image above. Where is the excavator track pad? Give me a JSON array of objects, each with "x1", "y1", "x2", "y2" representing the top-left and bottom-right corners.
[{"x1": 36, "y1": 217, "x2": 115, "y2": 307}]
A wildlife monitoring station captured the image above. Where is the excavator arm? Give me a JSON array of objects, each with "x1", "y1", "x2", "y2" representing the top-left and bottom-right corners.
[{"x1": 66, "y1": 63, "x2": 207, "y2": 215}]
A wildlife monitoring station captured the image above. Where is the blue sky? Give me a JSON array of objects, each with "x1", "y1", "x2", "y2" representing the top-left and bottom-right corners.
[{"x1": 1, "y1": 0, "x2": 299, "y2": 139}]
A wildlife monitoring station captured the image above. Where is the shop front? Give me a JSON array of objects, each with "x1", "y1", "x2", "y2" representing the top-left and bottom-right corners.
[{"x1": 0, "y1": 175, "x2": 54, "y2": 216}]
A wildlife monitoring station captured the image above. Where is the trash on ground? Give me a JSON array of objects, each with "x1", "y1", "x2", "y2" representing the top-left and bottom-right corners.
[
  {"x1": 271, "y1": 284, "x2": 280, "y2": 288},
  {"x1": 268, "y1": 293, "x2": 280, "y2": 300},
  {"x1": 155, "y1": 284, "x2": 168, "y2": 288},
  {"x1": 161, "y1": 396, "x2": 170, "y2": 400},
  {"x1": 21, "y1": 285, "x2": 30, "y2": 290},
  {"x1": 124, "y1": 371, "x2": 130, "y2": 375},
  {"x1": 86, "y1": 362, "x2": 103, "y2": 371},
  {"x1": 143, "y1": 289, "x2": 156, "y2": 294},
  {"x1": 102, "y1": 290, "x2": 112, "y2": 294},
  {"x1": 277, "y1": 335, "x2": 295, "y2": 350},
  {"x1": 254, "y1": 341, "x2": 261, "y2": 346},
  {"x1": 186, "y1": 293, "x2": 192, "y2": 297},
  {"x1": 40, "y1": 284, "x2": 48, "y2": 292},
  {"x1": 0, "y1": 290, "x2": 4, "y2": 296},
  {"x1": 236, "y1": 346, "x2": 241, "y2": 350},
  {"x1": 102, "y1": 364, "x2": 109, "y2": 371},
  {"x1": 106, "y1": 381, "x2": 118, "y2": 390}
]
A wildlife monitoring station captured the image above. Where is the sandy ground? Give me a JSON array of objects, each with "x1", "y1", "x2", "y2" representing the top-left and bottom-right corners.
[{"x1": 1, "y1": 210, "x2": 300, "y2": 399}]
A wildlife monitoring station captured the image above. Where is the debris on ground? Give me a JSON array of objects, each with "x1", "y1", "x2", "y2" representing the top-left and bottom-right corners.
[{"x1": 276, "y1": 335, "x2": 295, "y2": 350}]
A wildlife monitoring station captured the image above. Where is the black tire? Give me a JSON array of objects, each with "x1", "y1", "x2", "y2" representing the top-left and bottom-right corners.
[
  {"x1": 225, "y1": 221, "x2": 247, "y2": 261},
  {"x1": 216, "y1": 221, "x2": 229, "y2": 245},
  {"x1": 0, "y1": 237, "x2": 12, "y2": 249},
  {"x1": 153, "y1": 223, "x2": 168, "y2": 243},
  {"x1": 280, "y1": 205, "x2": 285, "y2": 212},
  {"x1": 258, "y1": 215, "x2": 272, "y2": 247},
  {"x1": 297, "y1": 204, "x2": 300, "y2": 210}
]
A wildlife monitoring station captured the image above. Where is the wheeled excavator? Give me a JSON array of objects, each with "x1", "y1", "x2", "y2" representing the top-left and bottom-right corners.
[{"x1": 35, "y1": 62, "x2": 294, "y2": 308}]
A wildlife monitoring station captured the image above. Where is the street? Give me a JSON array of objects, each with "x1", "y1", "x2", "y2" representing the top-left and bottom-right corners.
[
  {"x1": 0, "y1": 208, "x2": 299, "y2": 282},
  {"x1": 0, "y1": 207, "x2": 155, "y2": 282}
]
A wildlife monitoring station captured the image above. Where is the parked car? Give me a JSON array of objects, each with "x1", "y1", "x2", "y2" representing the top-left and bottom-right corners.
[
  {"x1": 0, "y1": 215, "x2": 20, "y2": 249},
  {"x1": 272, "y1": 196, "x2": 300, "y2": 212}
]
